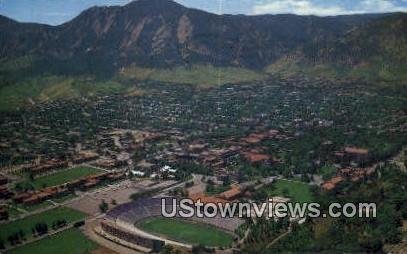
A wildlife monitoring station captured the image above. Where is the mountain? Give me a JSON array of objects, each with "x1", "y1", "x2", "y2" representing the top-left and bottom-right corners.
[
  {"x1": 265, "y1": 12, "x2": 407, "y2": 81},
  {"x1": 2, "y1": 0, "x2": 404, "y2": 78}
]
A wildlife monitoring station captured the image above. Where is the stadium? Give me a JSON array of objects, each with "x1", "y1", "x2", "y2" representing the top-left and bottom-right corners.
[{"x1": 96, "y1": 197, "x2": 244, "y2": 252}]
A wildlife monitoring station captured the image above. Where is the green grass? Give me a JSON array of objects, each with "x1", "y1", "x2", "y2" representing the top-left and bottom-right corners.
[
  {"x1": 120, "y1": 64, "x2": 267, "y2": 88},
  {"x1": 6, "y1": 206, "x2": 24, "y2": 219},
  {"x1": 15, "y1": 194, "x2": 77, "y2": 212},
  {"x1": 138, "y1": 217, "x2": 234, "y2": 247},
  {"x1": 20, "y1": 166, "x2": 102, "y2": 190},
  {"x1": 0, "y1": 76, "x2": 125, "y2": 112},
  {"x1": 0, "y1": 65, "x2": 267, "y2": 112},
  {"x1": 263, "y1": 179, "x2": 313, "y2": 203},
  {"x1": 6, "y1": 228, "x2": 98, "y2": 254},
  {"x1": 0, "y1": 207, "x2": 86, "y2": 242},
  {"x1": 15, "y1": 201, "x2": 53, "y2": 213},
  {"x1": 265, "y1": 56, "x2": 407, "y2": 84},
  {"x1": 318, "y1": 165, "x2": 337, "y2": 180}
]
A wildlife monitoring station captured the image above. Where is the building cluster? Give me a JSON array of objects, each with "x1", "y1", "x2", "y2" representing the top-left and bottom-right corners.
[
  {"x1": 21, "y1": 159, "x2": 68, "y2": 177},
  {"x1": 125, "y1": 128, "x2": 287, "y2": 181},
  {"x1": 12, "y1": 172, "x2": 125, "y2": 205},
  {"x1": 0, "y1": 174, "x2": 12, "y2": 200},
  {"x1": 187, "y1": 179, "x2": 265, "y2": 205},
  {"x1": 335, "y1": 146, "x2": 369, "y2": 167},
  {"x1": 322, "y1": 166, "x2": 375, "y2": 191}
]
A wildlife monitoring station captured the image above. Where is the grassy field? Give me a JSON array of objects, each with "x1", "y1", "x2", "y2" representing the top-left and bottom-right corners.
[
  {"x1": 263, "y1": 179, "x2": 313, "y2": 203},
  {"x1": 6, "y1": 206, "x2": 24, "y2": 219},
  {"x1": 6, "y1": 228, "x2": 98, "y2": 254},
  {"x1": 139, "y1": 217, "x2": 234, "y2": 247},
  {"x1": 265, "y1": 57, "x2": 407, "y2": 84},
  {"x1": 21, "y1": 166, "x2": 102, "y2": 190},
  {"x1": 0, "y1": 207, "x2": 86, "y2": 241},
  {"x1": 0, "y1": 75, "x2": 125, "y2": 112},
  {"x1": 0, "y1": 64, "x2": 267, "y2": 112},
  {"x1": 120, "y1": 64, "x2": 268, "y2": 88},
  {"x1": 15, "y1": 201, "x2": 53, "y2": 213}
]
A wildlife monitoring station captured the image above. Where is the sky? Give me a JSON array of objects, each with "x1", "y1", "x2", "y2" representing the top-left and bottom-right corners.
[{"x1": 0, "y1": 0, "x2": 406, "y2": 25}]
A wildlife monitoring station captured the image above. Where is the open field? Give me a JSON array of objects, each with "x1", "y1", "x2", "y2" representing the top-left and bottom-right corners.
[
  {"x1": 0, "y1": 64, "x2": 267, "y2": 112},
  {"x1": 264, "y1": 179, "x2": 313, "y2": 203},
  {"x1": 0, "y1": 207, "x2": 86, "y2": 241},
  {"x1": 6, "y1": 228, "x2": 98, "y2": 254},
  {"x1": 12, "y1": 193, "x2": 80, "y2": 213},
  {"x1": 138, "y1": 217, "x2": 234, "y2": 247},
  {"x1": 20, "y1": 166, "x2": 103, "y2": 190},
  {"x1": 14, "y1": 201, "x2": 54, "y2": 213},
  {"x1": 120, "y1": 64, "x2": 267, "y2": 88},
  {"x1": 0, "y1": 74, "x2": 125, "y2": 112}
]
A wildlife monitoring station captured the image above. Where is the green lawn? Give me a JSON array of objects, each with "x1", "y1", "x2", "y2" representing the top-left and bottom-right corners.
[
  {"x1": 20, "y1": 166, "x2": 102, "y2": 190},
  {"x1": 120, "y1": 64, "x2": 267, "y2": 88},
  {"x1": 6, "y1": 228, "x2": 98, "y2": 254},
  {"x1": 0, "y1": 75, "x2": 125, "y2": 112},
  {"x1": 14, "y1": 193, "x2": 79, "y2": 212},
  {"x1": 0, "y1": 207, "x2": 86, "y2": 242},
  {"x1": 139, "y1": 217, "x2": 234, "y2": 247},
  {"x1": 6, "y1": 206, "x2": 24, "y2": 219},
  {"x1": 318, "y1": 165, "x2": 337, "y2": 180},
  {"x1": 264, "y1": 179, "x2": 313, "y2": 203},
  {"x1": 15, "y1": 201, "x2": 53, "y2": 213}
]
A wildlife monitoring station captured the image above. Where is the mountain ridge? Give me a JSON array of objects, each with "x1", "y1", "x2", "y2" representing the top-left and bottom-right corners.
[{"x1": 0, "y1": 0, "x2": 405, "y2": 80}]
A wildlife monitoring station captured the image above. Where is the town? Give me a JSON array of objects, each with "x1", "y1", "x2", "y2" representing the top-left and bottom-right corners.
[{"x1": 0, "y1": 76, "x2": 405, "y2": 253}]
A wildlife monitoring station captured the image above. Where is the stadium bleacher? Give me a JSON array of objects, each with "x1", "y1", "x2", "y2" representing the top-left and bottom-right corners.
[{"x1": 106, "y1": 197, "x2": 243, "y2": 232}]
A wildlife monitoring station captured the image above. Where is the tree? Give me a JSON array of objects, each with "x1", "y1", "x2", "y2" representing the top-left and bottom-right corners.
[
  {"x1": 18, "y1": 229, "x2": 25, "y2": 240},
  {"x1": 34, "y1": 222, "x2": 48, "y2": 235},
  {"x1": 99, "y1": 200, "x2": 109, "y2": 213},
  {"x1": 222, "y1": 176, "x2": 231, "y2": 187}
]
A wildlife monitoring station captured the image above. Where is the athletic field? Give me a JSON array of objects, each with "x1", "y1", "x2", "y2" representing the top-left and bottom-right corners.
[
  {"x1": 264, "y1": 179, "x2": 313, "y2": 203},
  {"x1": 6, "y1": 228, "x2": 97, "y2": 254},
  {"x1": 0, "y1": 207, "x2": 86, "y2": 242},
  {"x1": 139, "y1": 217, "x2": 234, "y2": 247},
  {"x1": 22, "y1": 166, "x2": 102, "y2": 190}
]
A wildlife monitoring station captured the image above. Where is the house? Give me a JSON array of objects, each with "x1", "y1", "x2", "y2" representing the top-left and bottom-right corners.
[
  {"x1": 322, "y1": 176, "x2": 344, "y2": 191},
  {"x1": 218, "y1": 186, "x2": 242, "y2": 201},
  {"x1": 241, "y1": 150, "x2": 272, "y2": 165},
  {"x1": 0, "y1": 175, "x2": 8, "y2": 185},
  {"x1": 160, "y1": 165, "x2": 177, "y2": 173},
  {"x1": 131, "y1": 170, "x2": 145, "y2": 177},
  {"x1": 344, "y1": 147, "x2": 369, "y2": 162},
  {"x1": 0, "y1": 206, "x2": 8, "y2": 220},
  {"x1": 189, "y1": 193, "x2": 229, "y2": 205},
  {"x1": 72, "y1": 151, "x2": 99, "y2": 164},
  {"x1": 0, "y1": 186, "x2": 13, "y2": 199}
]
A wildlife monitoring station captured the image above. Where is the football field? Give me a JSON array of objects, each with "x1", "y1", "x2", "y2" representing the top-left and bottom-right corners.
[{"x1": 139, "y1": 217, "x2": 234, "y2": 247}]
